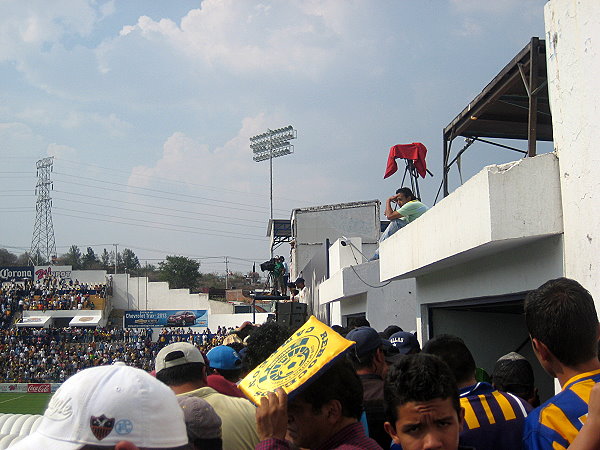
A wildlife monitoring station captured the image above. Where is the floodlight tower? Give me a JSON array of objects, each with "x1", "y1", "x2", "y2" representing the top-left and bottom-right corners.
[
  {"x1": 30, "y1": 156, "x2": 57, "y2": 265},
  {"x1": 250, "y1": 125, "x2": 297, "y2": 222}
]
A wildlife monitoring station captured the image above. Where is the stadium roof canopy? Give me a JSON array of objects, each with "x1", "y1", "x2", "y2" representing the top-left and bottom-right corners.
[{"x1": 442, "y1": 37, "x2": 551, "y2": 197}]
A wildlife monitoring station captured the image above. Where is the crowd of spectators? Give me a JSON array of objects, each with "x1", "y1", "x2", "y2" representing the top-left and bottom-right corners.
[
  {"x1": 0, "y1": 326, "x2": 235, "y2": 383},
  {"x1": 0, "y1": 276, "x2": 107, "y2": 327},
  {"x1": 1, "y1": 276, "x2": 599, "y2": 450}
]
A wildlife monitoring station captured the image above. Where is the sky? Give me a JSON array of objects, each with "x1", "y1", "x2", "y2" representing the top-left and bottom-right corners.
[{"x1": 0, "y1": 0, "x2": 549, "y2": 274}]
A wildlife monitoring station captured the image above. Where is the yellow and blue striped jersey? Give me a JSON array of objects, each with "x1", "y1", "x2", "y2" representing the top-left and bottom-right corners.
[
  {"x1": 459, "y1": 382, "x2": 532, "y2": 450},
  {"x1": 523, "y1": 369, "x2": 600, "y2": 450}
]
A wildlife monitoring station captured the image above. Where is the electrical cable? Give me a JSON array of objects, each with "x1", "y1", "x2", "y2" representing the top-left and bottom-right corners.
[
  {"x1": 53, "y1": 190, "x2": 264, "y2": 224},
  {"x1": 52, "y1": 211, "x2": 266, "y2": 241},
  {"x1": 347, "y1": 242, "x2": 392, "y2": 288},
  {"x1": 53, "y1": 172, "x2": 289, "y2": 214},
  {"x1": 53, "y1": 207, "x2": 263, "y2": 238},
  {"x1": 51, "y1": 195, "x2": 264, "y2": 229},
  {"x1": 55, "y1": 157, "x2": 306, "y2": 204},
  {"x1": 52, "y1": 177, "x2": 285, "y2": 215}
]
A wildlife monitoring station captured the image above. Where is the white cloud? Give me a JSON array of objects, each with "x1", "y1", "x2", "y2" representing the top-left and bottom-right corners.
[
  {"x1": 128, "y1": 113, "x2": 273, "y2": 191},
  {"x1": 111, "y1": 0, "x2": 375, "y2": 78},
  {"x1": 454, "y1": 18, "x2": 483, "y2": 37},
  {"x1": 47, "y1": 143, "x2": 78, "y2": 159},
  {"x1": 0, "y1": 0, "x2": 102, "y2": 62}
]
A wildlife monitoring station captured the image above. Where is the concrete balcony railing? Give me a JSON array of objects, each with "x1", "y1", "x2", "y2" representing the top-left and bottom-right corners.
[{"x1": 380, "y1": 152, "x2": 563, "y2": 281}]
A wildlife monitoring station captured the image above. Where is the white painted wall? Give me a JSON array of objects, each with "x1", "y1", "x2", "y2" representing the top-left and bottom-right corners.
[
  {"x1": 320, "y1": 239, "x2": 417, "y2": 332},
  {"x1": 545, "y1": 0, "x2": 600, "y2": 305},
  {"x1": 416, "y1": 236, "x2": 564, "y2": 306},
  {"x1": 71, "y1": 270, "x2": 108, "y2": 285},
  {"x1": 290, "y1": 201, "x2": 381, "y2": 324},
  {"x1": 380, "y1": 153, "x2": 563, "y2": 282},
  {"x1": 111, "y1": 274, "x2": 210, "y2": 311},
  {"x1": 209, "y1": 313, "x2": 271, "y2": 330},
  {"x1": 291, "y1": 201, "x2": 380, "y2": 280}
]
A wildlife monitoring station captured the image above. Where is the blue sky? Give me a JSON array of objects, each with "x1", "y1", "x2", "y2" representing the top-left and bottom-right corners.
[{"x1": 0, "y1": 0, "x2": 548, "y2": 273}]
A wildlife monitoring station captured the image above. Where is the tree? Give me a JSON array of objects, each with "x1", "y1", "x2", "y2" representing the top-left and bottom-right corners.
[
  {"x1": 158, "y1": 256, "x2": 200, "y2": 290},
  {"x1": 100, "y1": 249, "x2": 111, "y2": 270},
  {"x1": 0, "y1": 249, "x2": 17, "y2": 266},
  {"x1": 15, "y1": 252, "x2": 31, "y2": 266},
  {"x1": 82, "y1": 247, "x2": 101, "y2": 269},
  {"x1": 122, "y1": 248, "x2": 140, "y2": 273},
  {"x1": 59, "y1": 245, "x2": 82, "y2": 270}
]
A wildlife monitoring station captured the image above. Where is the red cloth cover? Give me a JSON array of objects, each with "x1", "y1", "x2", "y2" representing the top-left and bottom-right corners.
[{"x1": 383, "y1": 142, "x2": 428, "y2": 179}]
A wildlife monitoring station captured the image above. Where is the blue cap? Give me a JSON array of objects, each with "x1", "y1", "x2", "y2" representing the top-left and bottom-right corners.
[
  {"x1": 389, "y1": 331, "x2": 420, "y2": 355},
  {"x1": 346, "y1": 326, "x2": 381, "y2": 358},
  {"x1": 206, "y1": 346, "x2": 242, "y2": 370}
]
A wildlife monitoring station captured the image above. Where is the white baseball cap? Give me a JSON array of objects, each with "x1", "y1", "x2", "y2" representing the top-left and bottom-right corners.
[
  {"x1": 155, "y1": 342, "x2": 205, "y2": 373},
  {"x1": 10, "y1": 363, "x2": 189, "y2": 449}
]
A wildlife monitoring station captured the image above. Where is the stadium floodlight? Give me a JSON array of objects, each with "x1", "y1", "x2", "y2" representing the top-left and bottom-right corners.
[{"x1": 250, "y1": 125, "x2": 297, "y2": 226}]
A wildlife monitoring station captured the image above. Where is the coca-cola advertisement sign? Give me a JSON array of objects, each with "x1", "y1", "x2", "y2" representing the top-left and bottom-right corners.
[
  {"x1": 0, "y1": 266, "x2": 34, "y2": 281},
  {"x1": 27, "y1": 383, "x2": 51, "y2": 393}
]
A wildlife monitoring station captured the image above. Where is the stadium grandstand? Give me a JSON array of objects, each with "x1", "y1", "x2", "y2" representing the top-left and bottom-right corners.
[{"x1": 0, "y1": 269, "x2": 244, "y2": 447}]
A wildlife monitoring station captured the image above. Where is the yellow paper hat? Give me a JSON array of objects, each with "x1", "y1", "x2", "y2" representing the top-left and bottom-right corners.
[{"x1": 239, "y1": 315, "x2": 355, "y2": 405}]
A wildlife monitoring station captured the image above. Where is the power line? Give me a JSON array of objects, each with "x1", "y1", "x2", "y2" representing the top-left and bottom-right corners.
[
  {"x1": 51, "y1": 195, "x2": 265, "y2": 230},
  {"x1": 52, "y1": 176, "x2": 288, "y2": 215},
  {"x1": 53, "y1": 171, "x2": 290, "y2": 214},
  {"x1": 52, "y1": 190, "x2": 265, "y2": 224},
  {"x1": 55, "y1": 157, "x2": 306, "y2": 204},
  {"x1": 53, "y1": 207, "x2": 263, "y2": 239},
  {"x1": 53, "y1": 211, "x2": 267, "y2": 241}
]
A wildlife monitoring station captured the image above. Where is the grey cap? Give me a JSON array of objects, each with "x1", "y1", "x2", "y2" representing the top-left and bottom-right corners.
[
  {"x1": 155, "y1": 342, "x2": 205, "y2": 373},
  {"x1": 177, "y1": 395, "x2": 222, "y2": 441}
]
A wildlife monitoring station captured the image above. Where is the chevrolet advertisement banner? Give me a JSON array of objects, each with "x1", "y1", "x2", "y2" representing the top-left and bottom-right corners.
[
  {"x1": 124, "y1": 310, "x2": 208, "y2": 328},
  {"x1": 239, "y1": 316, "x2": 355, "y2": 405}
]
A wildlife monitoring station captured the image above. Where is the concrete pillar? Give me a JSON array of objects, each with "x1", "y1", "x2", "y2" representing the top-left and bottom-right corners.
[{"x1": 545, "y1": 1, "x2": 600, "y2": 304}]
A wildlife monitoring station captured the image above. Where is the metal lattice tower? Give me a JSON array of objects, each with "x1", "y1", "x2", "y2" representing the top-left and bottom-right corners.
[{"x1": 29, "y1": 157, "x2": 57, "y2": 265}]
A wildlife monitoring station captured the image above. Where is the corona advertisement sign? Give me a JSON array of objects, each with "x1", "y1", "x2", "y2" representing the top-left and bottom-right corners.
[{"x1": 239, "y1": 316, "x2": 354, "y2": 405}]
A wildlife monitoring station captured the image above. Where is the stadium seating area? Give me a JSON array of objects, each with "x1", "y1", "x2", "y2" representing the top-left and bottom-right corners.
[
  {"x1": 0, "y1": 276, "x2": 108, "y2": 330},
  {"x1": 0, "y1": 326, "x2": 232, "y2": 383}
]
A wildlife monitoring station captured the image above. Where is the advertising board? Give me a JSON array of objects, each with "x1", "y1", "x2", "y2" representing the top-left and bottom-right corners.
[
  {"x1": 34, "y1": 265, "x2": 73, "y2": 281},
  {"x1": 0, "y1": 383, "x2": 60, "y2": 393},
  {"x1": 124, "y1": 310, "x2": 208, "y2": 328},
  {"x1": 0, "y1": 266, "x2": 34, "y2": 281},
  {"x1": 27, "y1": 383, "x2": 51, "y2": 393}
]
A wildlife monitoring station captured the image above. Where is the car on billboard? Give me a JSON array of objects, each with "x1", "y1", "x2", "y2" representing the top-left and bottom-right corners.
[{"x1": 167, "y1": 311, "x2": 197, "y2": 326}]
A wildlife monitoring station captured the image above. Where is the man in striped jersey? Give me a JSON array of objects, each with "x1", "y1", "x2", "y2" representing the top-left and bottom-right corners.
[
  {"x1": 423, "y1": 334, "x2": 532, "y2": 450},
  {"x1": 523, "y1": 277, "x2": 600, "y2": 450}
]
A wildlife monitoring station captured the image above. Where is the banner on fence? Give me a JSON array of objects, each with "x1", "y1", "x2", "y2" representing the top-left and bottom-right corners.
[
  {"x1": 34, "y1": 265, "x2": 73, "y2": 281},
  {"x1": 124, "y1": 310, "x2": 208, "y2": 328},
  {"x1": 0, "y1": 383, "x2": 61, "y2": 393},
  {"x1": 0, "y1": 266, "x2": 34, "y2": 281}
]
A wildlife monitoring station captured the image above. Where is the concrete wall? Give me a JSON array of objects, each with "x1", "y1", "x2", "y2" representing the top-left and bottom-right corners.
[
  {"x1": 320, "y1": 239, "x2": 417, "y2": 332},
  {"x1": 291, "y1": 201, "x2": 380, "y2": 280},
  {"x1": 71, "y1": 270, "x2": 108, "y2": 285},
  {"x1": 111, "y1": 274, "x2": 210, "y2": 311},
  {"x1": 209, "y1": 300, "x2": 234, "y2": 314},
  {"x1": 416, "y1": 235, "x2": 564, "y2": 306},
  {"x1": 209, "y1": 313, "x2": 271, "y2": 330},
  {"x1": 545, "y1": 0, "x2": 600, "y2": 305},
  {"x1": 380, "y1": 153, "x2": 563, "y2": 281}
]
